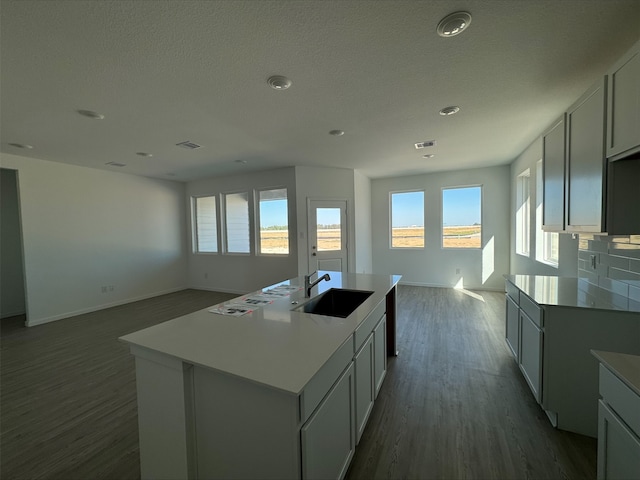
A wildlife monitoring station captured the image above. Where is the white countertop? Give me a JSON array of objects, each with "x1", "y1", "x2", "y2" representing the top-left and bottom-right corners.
[
  {"x1": 120, "y1": 271, "x2": 401, "y2": 395},
  {"x1": 592, "y1": 350, "x2": 640, "y2": 397},
  {"x1": 505, "y1": 275, "x2": 640, "y2": 312}
]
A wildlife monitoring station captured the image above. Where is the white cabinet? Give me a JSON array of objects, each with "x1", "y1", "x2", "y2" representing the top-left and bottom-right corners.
[
  {"x1": 302, "y1": 362, "x2": 356, "y2": 480},
  {"x1": 373, "y1": 316, "x2": 387, "y2": 398},
  {"x1": 542, "y1": 114, "x2": 567, "y2": 231},
  {"x1": 596, "y1": 360, "x2": 640, "y2": 480},
  {"x1": 519, "y1": 311, "x2": 543, "y2": 404},
  {"x1": 607, "y1": 38, "x2": 640, "y2": 159},
  {"x1": 566, "y1": 77, "x2": 607, "y2": 233},
  {"x1": 505, "y1": 294, "x2": 519, "y2": 360},
  {"x1": 354, "y1": 334, "x2": 374, "y2": 444}
]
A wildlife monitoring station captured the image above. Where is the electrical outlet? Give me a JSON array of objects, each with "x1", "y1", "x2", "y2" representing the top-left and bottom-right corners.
[
  {"x1": 101, "y1": 286, "x2": 107, "y2": 293},
  {"x1": 108, "y1": 285, "x2": 114, "y2": 292},
  {"x1": 204, "y1": 272, "x2": 208, "y2": 279},
  {"x1": 590, "y1": 255, "x2": 597, "y2": 269},
  {"x1": 455, "y1": 268, "x2": 461, "y2": 275}
]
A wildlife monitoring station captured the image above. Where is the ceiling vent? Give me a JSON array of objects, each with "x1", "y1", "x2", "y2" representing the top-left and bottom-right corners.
[
  {"x1": 414, "y1": 140, "x2": 437, "y2": 149},
  {"x1": 176, "y1": 140, "x2": 202, "y2": 150},
  {"x1": 105, "y1": 161, "x2": 126, "y2": 167}
]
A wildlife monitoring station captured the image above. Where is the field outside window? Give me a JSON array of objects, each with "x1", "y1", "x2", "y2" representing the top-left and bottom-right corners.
[
  {"x1": 390, "y1": 191, "x2": 424, "y2": 248},
  {"x1": 442, "y1": 186, "x2": 482, "y2": 249},
  {"x1": 258, "y1": 188, "x2": 289, "y2": 255}
]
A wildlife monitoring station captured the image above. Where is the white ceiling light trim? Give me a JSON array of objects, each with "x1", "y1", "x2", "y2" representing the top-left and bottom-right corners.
[
  {"x1": 77, "y1": 109, "x2": 105, "y2": 120},
  {"x1": 437, "y1": 11, "x2": 472, "y2": 37},
  {"x1": 329, "y1": 129, "x2": 344, "y2": 136},
  {"x1": 267, "y1": 75, "x2": 292, "y2": 90},
  {"x1": 136, "y1": 152, "x2": 153, "y2": 157},
  {"x1": 439, "y1": 106, "x2": 460, "y2": 116}
]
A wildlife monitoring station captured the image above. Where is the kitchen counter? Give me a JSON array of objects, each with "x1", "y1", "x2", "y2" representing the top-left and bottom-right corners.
[
  {"x1": 592, "y1": 350, "x2": 640, "y2": 397},
  {"x1": 120, "y1": 271, "x2": 401, "y2": 395},
  {"x1": 505, "y1": 274, "x2": 640, "y2": 312}
]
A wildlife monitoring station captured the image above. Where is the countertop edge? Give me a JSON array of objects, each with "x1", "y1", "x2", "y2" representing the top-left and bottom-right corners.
[{"x1": 591, "y1": 349, "x2": 640, "y2": 397}]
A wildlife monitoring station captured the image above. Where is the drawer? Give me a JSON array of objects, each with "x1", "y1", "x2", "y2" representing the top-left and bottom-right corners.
[
  {"x1": 354, "y1": 299, "x2": 385, "y2": 352},
  {"x1": 300, "y1": 336, "x2": 354, "y2": 423},
  {"x1": 600, "y1": 364, "x2": 640, "y2": 436},
  {"x1": 505, "y1": 281, "x2": 520, "y2": 303},
  {"x1": 519, "y1": 293, "x2": 543, "y2": 328}
]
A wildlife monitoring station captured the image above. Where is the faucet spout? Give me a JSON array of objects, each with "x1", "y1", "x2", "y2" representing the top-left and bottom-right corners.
[{"x1": 305, "y1": 272, "x2": 331, "y2": 297}]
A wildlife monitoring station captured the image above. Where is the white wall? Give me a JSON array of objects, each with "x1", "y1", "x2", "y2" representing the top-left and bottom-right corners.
[
  {"x1": 186, "y1": 167, "x2": 298, "y2": 294},
  {"x1": 371, "y1": 165, "x2": 510, "y2": 290},
  {"x1": 0, "y1": 153, "x2": 188, "y2": 326},
  {"x1": 354, "y1": 170, "x2": 373, "y2": 274},
  {"x1": 509, "y1": 138, "x2": 578, "y2": 276},
  {"x1": 1, "y1": 168, "x2": 26, "y2": 317},
  {"x1": 294, "y1": 166, "x2": 356, "y2": 275}
]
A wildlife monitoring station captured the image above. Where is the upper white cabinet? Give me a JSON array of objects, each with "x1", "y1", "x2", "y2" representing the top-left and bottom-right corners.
[
  {"x1": 542, "y1": 114, "x2": 566, "y2": 231},
  {"x1": 607, "y1": 39, "x2": 640, "y2": 159},
  {"x1": 566, "y1": 77, "x2": 607, "y2": 233}
]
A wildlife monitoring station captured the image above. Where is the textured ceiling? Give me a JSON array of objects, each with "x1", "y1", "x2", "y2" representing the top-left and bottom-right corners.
[{"x1": 1, "y1": 0, "x2": 639, "y2": 181}]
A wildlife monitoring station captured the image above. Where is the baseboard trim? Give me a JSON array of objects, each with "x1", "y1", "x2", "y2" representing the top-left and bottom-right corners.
[
  {"x1": 1, "y1": 309, "x2": 27, "y2": 319},
  {"x1": 26, "y1": 286, "x2": 189, "y2": 327}
]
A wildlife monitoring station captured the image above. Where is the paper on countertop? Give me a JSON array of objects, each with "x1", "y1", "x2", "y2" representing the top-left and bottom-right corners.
[
  {"x1": 237, "y1": 296, "x2": 273, "y2": 306},
  {"x1": 261, "y1": 285, "x2": 302, "y2": 296},
  {"x1": 208, "y1": 304, "x2": 253, "y2": 316}
]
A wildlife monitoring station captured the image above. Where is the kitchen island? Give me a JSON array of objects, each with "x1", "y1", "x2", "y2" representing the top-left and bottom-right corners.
[{"x1": 120, "y1": 271, "x2": 400, "y2": 480}]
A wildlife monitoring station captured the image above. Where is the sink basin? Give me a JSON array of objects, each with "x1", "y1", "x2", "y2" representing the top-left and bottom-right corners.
[{"x1": 294, "y1": 288, "x2": 374, "y2": 318}]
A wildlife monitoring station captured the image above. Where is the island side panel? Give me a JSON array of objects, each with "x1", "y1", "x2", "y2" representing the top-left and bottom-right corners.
[
  {"x1": 192, "y1": 365, "x2": 301, "y2": 480},
  {"x1": 544, "y1": 307, "x2": 640, "y2": 437},
  {"x1": 386, "y1": 286, "x2": 398, "y2": 356},
  {"x1": 133, "y1": 348, "x2": 197, "y2": 480}
]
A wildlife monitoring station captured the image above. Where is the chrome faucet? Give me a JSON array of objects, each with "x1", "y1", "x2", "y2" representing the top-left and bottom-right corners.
[{"x1": 304, "y1": 271, "x2": 331, "y2": 297}]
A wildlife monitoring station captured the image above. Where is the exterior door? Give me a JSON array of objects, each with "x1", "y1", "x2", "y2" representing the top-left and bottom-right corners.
[{"x1": 308, "y1": 200, "x2": 348, "y2": 273}]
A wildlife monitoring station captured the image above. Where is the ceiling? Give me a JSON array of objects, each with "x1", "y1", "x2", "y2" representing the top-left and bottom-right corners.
[{"x1": 1, "y1": 1, "x2": 639, "y2": 182}]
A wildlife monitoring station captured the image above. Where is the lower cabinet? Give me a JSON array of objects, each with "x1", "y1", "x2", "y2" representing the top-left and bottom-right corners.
[
  {"x1": 505, "y1": 294, "x2": 519, "y2": 360},
  {"x1": 301, "y1": 363, "x2": 355, "y2": 480},
  {"x1": 597, "y1": 401, "x2": 640, "y2": 479},
  {"x1": 373, "y1": 316, "x2": 387, "y2": 398},
  {"x1": 355, "y1": 334, "x2": 374, "y2": 444},
  {"x1": 519, "y1": 311, "x2": 543, "y2": 404}
]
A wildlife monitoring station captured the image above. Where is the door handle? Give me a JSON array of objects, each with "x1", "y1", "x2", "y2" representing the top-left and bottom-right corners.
[{"x1": 312, "y1": 253, "x2": 316, "y2": 256}]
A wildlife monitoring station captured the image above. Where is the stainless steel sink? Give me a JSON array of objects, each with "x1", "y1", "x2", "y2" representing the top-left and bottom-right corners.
[{"x1": 293, "y1": 288, "x2": 374, "y2": 318}]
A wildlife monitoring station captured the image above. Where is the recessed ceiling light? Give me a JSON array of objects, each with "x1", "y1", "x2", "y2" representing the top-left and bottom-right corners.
[
  {"x1": 77, "y1": 109, "x2": 105, "y2": 120},
  {"x1": 423, "y1": 154, "x2": 436, "y2": 158},
  {"x1": 437, "y1": 11, "x2": 472, "y2": 37},
  {"x1": 329, "y1": 130, "x2": 345, "y2": 136},
  {"x1": 105, "y1": 161, "x2": 126, "y2": 167},
  {"x1": 267, "y1": 75, "x2": 292, "y2": 90},
  {"x1": 8, "y1": 143, "x2": 33, "y2": 149},
  {"x1": 136, "y1": 152, "x2": 153, "y2": 157},
  {"x1": 234, "y1": 159, "x2": 247, "y2": 164},
  {"x1": 439, "y1": 106, "x2": 460, "y2": 116}
]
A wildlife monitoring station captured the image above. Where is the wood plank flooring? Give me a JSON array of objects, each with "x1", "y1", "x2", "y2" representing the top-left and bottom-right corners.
[{"x1": 1, "y1": 286, "x2": 596, "y2": 479}]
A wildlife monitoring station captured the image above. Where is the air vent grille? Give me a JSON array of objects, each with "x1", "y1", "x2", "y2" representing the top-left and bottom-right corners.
[
  {"x1": 414, "y1": 140, "x2": 437, "y2": 149},
  {"x1": 176, "y1": 140, "x2": 202, "y2": 150}
]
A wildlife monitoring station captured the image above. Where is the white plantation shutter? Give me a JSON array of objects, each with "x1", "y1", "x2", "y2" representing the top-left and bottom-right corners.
[
  {"x1": 225, "y1": 192, "x2": 250, "y2": 253},
  {"x1": 195, "y1": 196, "x2": 217, "y2": 252}
]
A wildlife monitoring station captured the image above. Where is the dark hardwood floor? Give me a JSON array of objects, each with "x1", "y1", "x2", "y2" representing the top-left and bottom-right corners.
[{"x1": 1, "y1": 286, "x2": 596, "y2": 479}]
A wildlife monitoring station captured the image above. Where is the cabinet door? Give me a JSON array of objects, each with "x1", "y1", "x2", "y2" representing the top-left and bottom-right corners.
[
  {"x1": 607, "y1": 39, "x2": 640, "y2": 159},
  {"x1": 505, "y1": 295, "x2": 520, "y2": 361},
  {"x1": 566, "y1": 77, "x2": 607, "y2": 232},
  {"x1": 542, "y1": 114, "x2": 567, "y2": 231},
  {"x1": 355, "y1": 334, "x2": 374, "y2": 444},
  {"x1": 373, "y1": 316, "x2": 387, "y2": 398},
  {"x1": 519, "y1": 311, "x2": 543, "y2": 404},
  {"x1": 301, "y1": 363, "x2": 355, "y2": 480},
  {"x1": 598, "y1": 400, "x2": 640, "y2": 480}
]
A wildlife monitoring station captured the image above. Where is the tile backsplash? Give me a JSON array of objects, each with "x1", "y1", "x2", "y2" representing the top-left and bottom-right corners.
[{"x1": 578, "y1": 235, "x2": 640, "y2": 307}]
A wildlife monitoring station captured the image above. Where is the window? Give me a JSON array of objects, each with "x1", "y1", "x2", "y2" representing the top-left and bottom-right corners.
[
  {"x1": 317, "y1": 207, "x2": 342, "y2": 251},
  {"x1": 193, "y1": 195, "x2": 218, "y2": 253},
  {"x1": 442, "y1": 186, "x2": 482, "y2": 249},
  {"x1": 224, "y1": 192, "x2": 250, "y2": 253},
  {"x1": 535, "y1": 160, "x2": 559, "y2": 266},
  {"x1": 257, "y1": 188, "x2": 289, "y2": 255},
  {"x1": 516, "y1": 169, "x2": 531, "y2": 256},
  {"x1": 390, "y1": 191, "x2": 424, "y2": 248}
]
